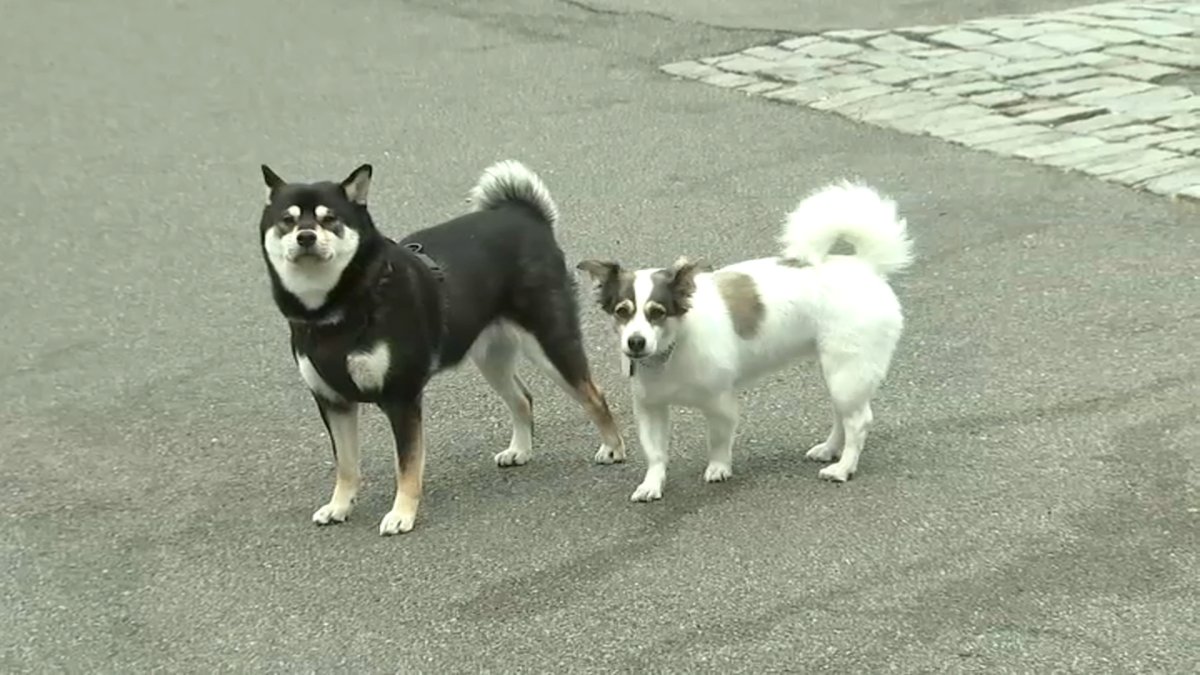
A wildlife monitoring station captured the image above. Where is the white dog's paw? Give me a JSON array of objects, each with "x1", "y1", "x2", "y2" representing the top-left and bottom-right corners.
[
  {"x1": 805, "y1": 442, "x2": 840, "y2": 462},
  {"x1": 630, "y1": 480, "x2": 664, "y2": 502},
  {"x1": 311, "y1": 500, "x2": 354, "y2": 525},
  {"x1": 594, "y1": 441, "x2": 626, "y2": 465},
  {"x1": 703, "y1": 462, "x2": 733, "y2": 483},
  {"x1": 494, "y1": 447, "x2": 531, "y2": 467},
  {"x1": 378, "y1": 509, "x2": 416, "y2": 536},
  {"x1": 818, "y1": 463, "x2": 855, "y2": 483}
]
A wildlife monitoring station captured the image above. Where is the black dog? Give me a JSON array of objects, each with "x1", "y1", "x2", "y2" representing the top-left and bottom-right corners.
[{"x1": 259, "y1": 160, "x2": 625, "y2": 535}]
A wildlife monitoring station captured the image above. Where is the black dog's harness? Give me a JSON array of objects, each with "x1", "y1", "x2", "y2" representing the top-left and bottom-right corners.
[
  {"x1": 287, "y1": 241, "x2": 445, "y2": 328},
  {"x1": 403, "y1": 242, "x2": 445, "y2": 282}
]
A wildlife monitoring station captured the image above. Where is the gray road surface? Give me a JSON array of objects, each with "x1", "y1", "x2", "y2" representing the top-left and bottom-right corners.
[{"x1": 1, "y1": 0, "x2": 1197, "y2": 672}]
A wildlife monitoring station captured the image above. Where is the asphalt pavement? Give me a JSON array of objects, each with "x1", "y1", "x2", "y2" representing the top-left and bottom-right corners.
[{"x1": 1, "y1": 0, "x2": 1197, "y2": 672}]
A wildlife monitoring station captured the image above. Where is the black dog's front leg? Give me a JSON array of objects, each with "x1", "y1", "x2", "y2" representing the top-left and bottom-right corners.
[{"x1": 377, "y1": 397, "x2": 426, "y2": 536}]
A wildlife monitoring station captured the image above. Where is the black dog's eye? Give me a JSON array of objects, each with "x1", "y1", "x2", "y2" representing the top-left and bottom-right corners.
[
  {"x1": 645, "y1": 305, "x2": 666, "y2": 321},
  {"x1": 280, "y1": 213, "x2": 297, "y2": 225},
  {"x1": 319, "y1": 212, "x2": 337, "y2": 224}
]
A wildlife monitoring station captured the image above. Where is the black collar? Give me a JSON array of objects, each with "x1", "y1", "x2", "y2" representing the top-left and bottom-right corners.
[{"x1": 287, "y1": 309, "x2": 345, "y2": 328}]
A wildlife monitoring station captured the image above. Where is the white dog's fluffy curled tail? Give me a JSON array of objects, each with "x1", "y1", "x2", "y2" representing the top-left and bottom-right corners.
[
  {"x1": 468, "y1": 160, "x2": 560, "y2": 226},
  {"x1": 779, "y1": 181, "x2": 914, "y2": 278}
]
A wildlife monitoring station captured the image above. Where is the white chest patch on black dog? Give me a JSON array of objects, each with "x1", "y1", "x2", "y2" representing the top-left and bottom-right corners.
[
  {"x1": 347, "y1": 342, "x2": 390, "y2": 392},
  {"x1": 297, "y1": 355, "x2": 343, "y2": 403}
]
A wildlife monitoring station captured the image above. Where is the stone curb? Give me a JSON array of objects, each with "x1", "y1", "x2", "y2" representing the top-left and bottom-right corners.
[{"x1": 660, "y1": 0, "x2": 1200, "y2": 203}]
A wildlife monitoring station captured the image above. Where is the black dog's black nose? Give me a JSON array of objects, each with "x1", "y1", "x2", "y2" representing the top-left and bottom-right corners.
[
  {"x1": 627, "y1": 335, "x2": 646, "y2": 353},
  {"x1": 296, "y1": 230, "x2": 317, "y2": 248}
]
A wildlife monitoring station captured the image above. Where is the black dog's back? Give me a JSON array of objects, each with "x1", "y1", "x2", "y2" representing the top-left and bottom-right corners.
[{"x1": 401, "y1": 202, "x2": 581, "y2": 370}]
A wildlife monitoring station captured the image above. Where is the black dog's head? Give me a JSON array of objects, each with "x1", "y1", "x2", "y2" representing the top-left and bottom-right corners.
[
  {"x1": 258, "y1": 164, "x2": 383, "y2": 314},
  {"x1": 259, "y1": 164, "x2": 378, "y2": 266}
]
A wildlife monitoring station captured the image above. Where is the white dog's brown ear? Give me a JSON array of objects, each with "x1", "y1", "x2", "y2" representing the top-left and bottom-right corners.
[
  {"x1": 261, "y1": 165, "x2": 286, "y2": 194},
  {"x1": 671, "y1": 255, "x2": 708, "y2": 272},
  {"x1": 577, "y1": 259, "x2": 620, "y2": 283},
  {"x1": 667, "y1": 256, "x2": 703, "y2": 296},
  {"x1": 341, "y1": 164, "x2": 373, "y2": 205},
  {"x1": 576, "y1": 260, "x2": 629, "y2": 313}
]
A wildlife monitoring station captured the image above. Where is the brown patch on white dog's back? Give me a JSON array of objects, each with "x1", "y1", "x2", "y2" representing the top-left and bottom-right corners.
[{"x1": 714, "y1": 271, "x2": 764, "y2": 339}]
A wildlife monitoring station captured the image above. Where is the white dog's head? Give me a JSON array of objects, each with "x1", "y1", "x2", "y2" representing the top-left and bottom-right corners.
[{"x1": 577, "y1": 257, "x2": 703, "y2": 360}]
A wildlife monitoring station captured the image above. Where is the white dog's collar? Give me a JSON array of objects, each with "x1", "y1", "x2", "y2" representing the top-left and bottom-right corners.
[{"x1": 627, "y1": 342, "x2": 675, "y2": 377}]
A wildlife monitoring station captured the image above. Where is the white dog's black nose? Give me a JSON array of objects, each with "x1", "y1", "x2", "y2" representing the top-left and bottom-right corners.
[
  {"x1": 626, "y1": 335, "x2": 646, "y2": 354},
  {"x1": 296, "y1": 230, "x2": 317, "y2": 248}
]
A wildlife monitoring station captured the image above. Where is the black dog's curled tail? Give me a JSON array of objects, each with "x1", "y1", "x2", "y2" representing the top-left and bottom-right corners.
[{"x1": 467, "y1": 160, "x2": 559, "y2": 226}]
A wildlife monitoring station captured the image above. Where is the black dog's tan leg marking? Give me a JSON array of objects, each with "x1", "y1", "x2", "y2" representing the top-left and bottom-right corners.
[
  {"x1": 515, "y1": 374, "x2": 534, "y2": 424},
  {"x1": 379, "y1": 400, "x2": 425, "y2": 536},
  {"x1": 312, "y1": 399, "x2": 361, "y2": 525},
  {"x1": 517, "y1": 334, "x2": 627, "y2": 465},
  {"x1": 509, "y1": 278, "x2": 626, "y2": 463},
  {"x1": 576, "y1": 378, "x2": 625, "y2": 464}
]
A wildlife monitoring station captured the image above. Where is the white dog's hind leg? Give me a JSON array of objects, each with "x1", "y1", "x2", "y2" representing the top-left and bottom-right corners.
[
  {"x1": 701, "y1": 393, "x2": 738, "y2": 483},
  {"x1": 817, "y1": 349, "x2": 884, "y2": 482},
  {"x1": 805, "y1": 404, "x2": 844, "y2": 463},
  {"x1": 631, "y1": 397, "x2": 671, "y2": 501},
  {"x1": 819, "y1": 403, "x2": 872, "y2": 482}
]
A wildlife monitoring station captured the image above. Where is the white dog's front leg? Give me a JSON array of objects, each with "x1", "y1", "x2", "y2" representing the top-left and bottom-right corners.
[
  {"x1": 631, "y1": 397, "x2": 671, "y2": 502},
  {"x1": 701, "y1": 393, "x2": 738, "y2": 483}
]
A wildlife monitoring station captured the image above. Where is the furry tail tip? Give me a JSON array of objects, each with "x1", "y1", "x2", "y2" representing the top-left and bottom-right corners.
[
  {"x1": 467, "y1": 160, "x2": 559, "y2": 225},
  {"x1": 779, "y1": 181, "x2": 914, "y2": 277}
]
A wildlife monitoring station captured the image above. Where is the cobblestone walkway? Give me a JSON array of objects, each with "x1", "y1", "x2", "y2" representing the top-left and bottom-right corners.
[{"x1": 663, "y1": 1, "x2": 1200, "y2": 201}]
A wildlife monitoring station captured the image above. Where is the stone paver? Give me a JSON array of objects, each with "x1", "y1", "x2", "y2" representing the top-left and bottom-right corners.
[{"x1": 661, "y1": 1, "x2": 1200, "y2": 201}]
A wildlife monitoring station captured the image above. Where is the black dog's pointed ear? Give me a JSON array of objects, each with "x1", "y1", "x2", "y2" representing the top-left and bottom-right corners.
[
  {"x1": 341, "y1": 164, "x2": 373, "y2": 205},
  {"x1": 261, "y1": 164, "x2": 286, "y2": 193},
  {"x1": 577, "y1": 260, "x2": 620, "y2": 283}
]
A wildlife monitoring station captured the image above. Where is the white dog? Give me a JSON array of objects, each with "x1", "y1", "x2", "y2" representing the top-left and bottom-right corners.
[{"x1": 578, "y1": 182, "x2": 914, "y2": 501}]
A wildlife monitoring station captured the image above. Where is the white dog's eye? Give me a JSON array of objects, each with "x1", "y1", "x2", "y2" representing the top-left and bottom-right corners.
[
  {"x1": 614, "y1": 301, "x2": 634, "y2": 320},
  {"x1": 645, "y1": 304, "x2": 666, "y2": 322}
]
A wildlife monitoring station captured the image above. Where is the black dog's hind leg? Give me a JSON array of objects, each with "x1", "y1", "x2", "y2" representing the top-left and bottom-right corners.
[
  {"x1": 469, "y1": 325, "x2": 536, "y2": 467},
  {"x1": 516, "y1": 312, "x2": 626, "y2": 465}
]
